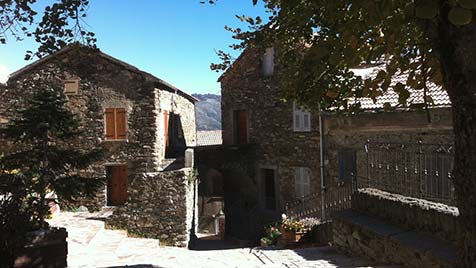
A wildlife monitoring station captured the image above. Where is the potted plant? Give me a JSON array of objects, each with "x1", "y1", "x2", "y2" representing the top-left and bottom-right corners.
[
  {"x1": 0, "y1": 85, "x2": 104, "y2": 267},
  {"x1": 280, "y1": 214, "x2": 305, "y2": 243},
  {"x1": 260, "y1": 224, "x2": 282, "y2": 247}
]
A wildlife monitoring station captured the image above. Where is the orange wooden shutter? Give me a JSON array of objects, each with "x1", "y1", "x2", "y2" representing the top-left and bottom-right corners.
[
  {"x1": 164, "y1": 111, "x2": 169, "y2": 147},
  {"x1": 105, "y1": 108, "x2": 116, "y2": 140},
  {"x1": 116, "y1": 108, "x2": 127, "y2": 140}
]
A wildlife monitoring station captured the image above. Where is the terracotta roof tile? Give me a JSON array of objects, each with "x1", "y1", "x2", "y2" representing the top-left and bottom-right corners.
[
  {"x1": 196, "y1": 130, "x2": 222, "y2": 146},
  {"x1": 350, "y1": 67, "x2": 451, "y2": 110}
]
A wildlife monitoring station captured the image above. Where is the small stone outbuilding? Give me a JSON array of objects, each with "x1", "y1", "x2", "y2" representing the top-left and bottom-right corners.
[{"x1": 0, "y1": 44, "x2": 198, "y2": 246}]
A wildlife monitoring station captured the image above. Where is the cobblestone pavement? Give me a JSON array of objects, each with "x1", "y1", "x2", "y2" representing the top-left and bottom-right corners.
[{"x1": 48, "y1": 212, "x2": 400, "y2": 268}]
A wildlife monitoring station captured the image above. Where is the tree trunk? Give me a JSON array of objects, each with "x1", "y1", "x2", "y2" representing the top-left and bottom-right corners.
[
  {"x1": 436, "y1": 19, "x2": 476, "y2": 268},
  {"x1": 451, "y1": 99, "x2": 476, "y2": 268}
]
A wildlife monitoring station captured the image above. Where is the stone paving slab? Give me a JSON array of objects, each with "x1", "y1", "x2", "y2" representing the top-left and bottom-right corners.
[{"x1": 48, "y1": 212, "x2": 401, "y2": 268}]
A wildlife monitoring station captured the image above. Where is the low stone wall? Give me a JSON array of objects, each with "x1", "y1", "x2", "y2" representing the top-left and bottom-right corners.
[
  {"x1": 106, "y1": 168, "x2": 196, "y2": 247},
  {"x1": 352, "y1": 188, "x2": 460, "y2": 244},
  {"x1": 333, "y1": 188, "x2": 458, "y2": 267}
]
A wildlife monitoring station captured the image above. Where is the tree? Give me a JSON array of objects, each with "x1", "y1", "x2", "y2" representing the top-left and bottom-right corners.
[
  {"x1": 0, "y1": 83, "x2": 104, "y2": 265},
  {"x1": 0, "y1": 0, "x2": 95, "y2": 59},
  {"x1": 212, "y1": 0, "x2": 476, "y2": 266}
]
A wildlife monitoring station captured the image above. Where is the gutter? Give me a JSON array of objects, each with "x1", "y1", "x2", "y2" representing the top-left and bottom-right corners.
[{"x1": 319, "y1": 104, "x2": 326, "y2": 220}]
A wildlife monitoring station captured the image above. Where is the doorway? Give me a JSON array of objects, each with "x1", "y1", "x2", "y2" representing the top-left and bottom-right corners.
[
  {"x1": 107, "y1": 165, "x2": 128, "y2": 206},
  {"x1": 261, "y1": 168, "x2": 277, "y2": 210}
]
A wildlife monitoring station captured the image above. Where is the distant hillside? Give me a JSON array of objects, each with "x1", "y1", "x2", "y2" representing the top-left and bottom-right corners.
[{"x1": 192, "y1": 93, "x2": 221, "y2": 131}]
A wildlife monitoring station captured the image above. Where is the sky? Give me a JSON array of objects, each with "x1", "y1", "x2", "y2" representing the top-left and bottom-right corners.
[{"x1": 0, "y1": 0, "x2": 268, "y2": 94}]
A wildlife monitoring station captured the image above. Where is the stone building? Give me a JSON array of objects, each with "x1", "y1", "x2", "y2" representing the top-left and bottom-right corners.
[
  {"x1": 219, "y1": 47, "x2": 453, "y2": 232},
  {"x1": 0, "y1": 45, "x2": 198, "y2": 246}
]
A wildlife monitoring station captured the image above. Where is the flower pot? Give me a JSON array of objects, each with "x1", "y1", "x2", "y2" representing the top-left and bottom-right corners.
[{"x1": 281, "y1": 230, "x2": 304, "y2": 244}]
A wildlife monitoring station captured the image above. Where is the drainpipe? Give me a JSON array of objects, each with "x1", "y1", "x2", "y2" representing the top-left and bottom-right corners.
[{"x1": 319, "y1": 104, "x2": 326, "y2": 220}]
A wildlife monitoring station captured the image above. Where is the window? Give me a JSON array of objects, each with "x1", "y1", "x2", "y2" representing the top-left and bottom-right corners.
[
  {"x1": 64, "y1": 79, "x2": 79, "y2": 95},
  {"x1": 233, "y1": 110, "x2": 248, "y2": 144},
  {"x1": 295, "y1": 167, "x2": 311, "y2": 198},
  {"x1": 262, "y1": 47, "x2": 275, "y2": 76},
  {"x1": 105, "y1": 108, "x2": 127, "y2": 140},
  {"x1": 338, "y1": 150, "x2": 356, "y2": 183},
  {"x1": 293, "y1": 102, "x2": 311, "y2": 132}
]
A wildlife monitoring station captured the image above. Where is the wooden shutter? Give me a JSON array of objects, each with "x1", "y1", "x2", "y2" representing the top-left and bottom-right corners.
[
  {"x1": 294, "y1": 113, "x2": 301, "y2": 130},
  {"x1": 262, "y1": 47, "x2": 275, "y2": 76},
  {"x1": 295, "y1": 167, "x2": 311, "y2": 198},
  {"x1": 293, "y1": 101, "x2": 311, "y2": 132},
  {"x1": 64, "y1": 79, "x2": 79, "y2": 95},
  {"x1": 236, "y1": 110, "x2": 248, "y2": 144},
  {"x1": 116, "y1": 108, "x2": 127, "y2": 139},
  {"x1": 303, "y1": 112, "x2": 311, "y2": 131},
  {"x1": 105, "y1": 108, "x2": 116, "y2": 140},
  {"x1": 164, "y1": 110, "x2": 169, "y2": 148}
]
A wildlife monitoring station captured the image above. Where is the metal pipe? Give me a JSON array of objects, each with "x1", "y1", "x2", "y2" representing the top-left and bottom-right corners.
[{"x1": 319, "y1": 104, "x2": 326, "y2": 220}]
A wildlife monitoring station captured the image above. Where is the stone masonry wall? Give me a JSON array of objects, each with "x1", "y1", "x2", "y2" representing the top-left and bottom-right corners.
[
  {"x1": 352, "y1": 188, "x2": 460, "y2": 244},
  {"x1": 221, "y1": 48, "x2": 321, "y2": 209},
  {"x1": 333, "y1": 189, "x2": 458, "y2": 267},
  {"x1": 106, "y1": 168, "x2": 196, "y2": 247},
  {"x1": 155, "y1": 89, "x2": 196, "y2": 163}
]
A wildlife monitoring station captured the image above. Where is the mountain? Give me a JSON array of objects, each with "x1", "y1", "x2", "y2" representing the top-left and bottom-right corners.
[{"x1": 192, "y1": 93, "x2": 221, "y2": 131}]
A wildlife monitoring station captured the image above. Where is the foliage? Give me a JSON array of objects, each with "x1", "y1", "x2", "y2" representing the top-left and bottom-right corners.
[
  {"x1": 260, "y1": 237, "x2": 272, "y2": 246},
  {"x1": 209, "y1": 1, "x2": 476, "y2": 112},
  {"x1": 0, "y1": 0, "x2": 96, "y2": 59},
  {"x1": 187, "y1": 168, "x2": 199, "y2": 185},
  {"x1": 0, "y1": 82, "x2": 104, "y2": 230},
  {"x1": 0, "y1": 156, "x2": 34, "y2": 267},
  {"x1": 264, "y1": 223, "x2": 281, "y2": 245}
]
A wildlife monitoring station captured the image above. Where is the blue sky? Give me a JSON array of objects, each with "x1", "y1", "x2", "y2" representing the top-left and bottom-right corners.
[{"x1": 0, "y1": 0, "x2": 267, "y2": 94}]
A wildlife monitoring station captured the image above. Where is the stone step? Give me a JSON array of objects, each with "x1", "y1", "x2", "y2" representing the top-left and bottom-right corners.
[{"x1": 88, "y1": 229, "x2": 128, "y2": 255}]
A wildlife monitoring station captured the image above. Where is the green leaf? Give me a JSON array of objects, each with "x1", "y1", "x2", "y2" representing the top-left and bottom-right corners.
[
  {"x1": 415, "y1": 0, "x2": 439, "y2": 19},
  {"x1": 383, "y1": 102, "x2": 392, "y2": 111},
  {"x1": 458, "y1": 0, "x2": 476, "y2": 9},
  {"x1": 394, "y1": 82, "x2": 410, "y2": 105},
  {"x1": 448, "y1": 7, "x2": 473, "y2": 25}
]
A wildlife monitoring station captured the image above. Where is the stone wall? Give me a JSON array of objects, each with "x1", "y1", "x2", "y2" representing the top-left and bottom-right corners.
[
  {"x1": 156, "y1": 89, "x2": 197, "y2": 162},
  {"x1": 333, "y1": 189, "x2": 458, "y2": 267},
  {"x1": 106, "y1": 168, "x2": 196, "y2": 247},
  {"x1": 351, "y1": 188, "x2": 460, "y2": 244}
]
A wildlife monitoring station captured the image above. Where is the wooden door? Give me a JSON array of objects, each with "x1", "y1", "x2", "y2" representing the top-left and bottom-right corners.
[
  {"x1": 107, "y1": 166, "x2": 128, "y2": 206},
  {"x1": 263, "y1": 169, "x2": 276, "y2": 210},
  {"x1": 164, "y1": 111, "x2": 170, "y2": 150},
  {"x1": 235, "y1": 110, "x2": 248, "y2": 144}
]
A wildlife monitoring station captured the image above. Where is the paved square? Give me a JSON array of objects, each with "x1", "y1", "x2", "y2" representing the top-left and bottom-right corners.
[{"x1": 48, "y1": 212, "x2": 400, "y2": 268}]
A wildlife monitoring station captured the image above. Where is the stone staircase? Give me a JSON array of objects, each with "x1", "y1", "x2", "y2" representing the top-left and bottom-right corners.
[{"x1": 48, "y1": 211, "x2": 161, "y2": 267}]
